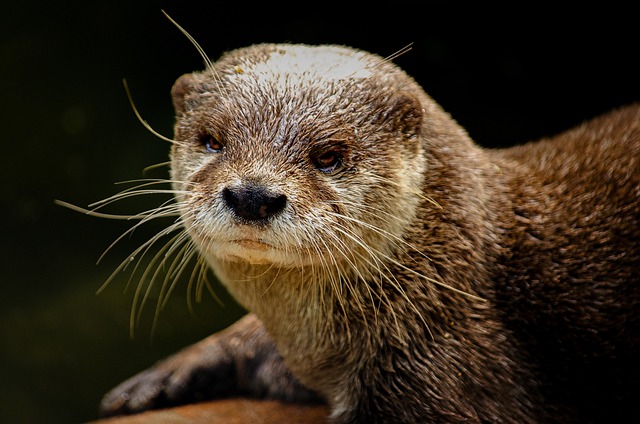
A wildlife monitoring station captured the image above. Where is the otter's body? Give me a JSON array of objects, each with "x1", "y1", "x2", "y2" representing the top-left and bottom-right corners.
[{"x1": 100, "y1": 44, "x2": 639, "y2": 423}]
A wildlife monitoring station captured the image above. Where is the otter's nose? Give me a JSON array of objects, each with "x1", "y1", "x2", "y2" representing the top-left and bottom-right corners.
[{"x1": 222, "y1": 184, "x2": 287, "y2": 222}]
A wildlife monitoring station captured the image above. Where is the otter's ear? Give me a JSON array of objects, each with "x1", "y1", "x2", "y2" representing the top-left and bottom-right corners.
[
  {"x1": 387, "y1": 92, "x2": 423, "y2": 139},
  {"x1": 171, "y1": 73, "x2": 197, "y2": 115}
]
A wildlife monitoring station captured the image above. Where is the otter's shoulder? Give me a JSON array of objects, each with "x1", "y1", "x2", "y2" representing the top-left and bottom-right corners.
[{"x1": 493, "y1": 103, "x2": 640, "y2": 175}]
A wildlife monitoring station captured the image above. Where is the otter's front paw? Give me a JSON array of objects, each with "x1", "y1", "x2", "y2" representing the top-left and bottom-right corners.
[
  {"x1": 99, "y1": 314, "x2": 321, "y2": 417},
  {"x1": 99, "y1": 335, "x2": 234, "y2": 416}
]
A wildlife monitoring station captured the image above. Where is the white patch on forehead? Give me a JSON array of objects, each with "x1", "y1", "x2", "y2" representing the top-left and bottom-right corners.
[
  {"x1": 227, "y1": 45, "x2": 373, "y2": 89},
  {"x1": 268, "y1": 46, "x2": 373, "y2": 78}
]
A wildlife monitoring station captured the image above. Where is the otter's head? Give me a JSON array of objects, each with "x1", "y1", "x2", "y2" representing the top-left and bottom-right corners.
[{"x1": 169, "y1": 44, "x2": 426, "y2": 273}]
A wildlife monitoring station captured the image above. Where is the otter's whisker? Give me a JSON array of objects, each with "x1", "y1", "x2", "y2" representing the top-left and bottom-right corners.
[
  {"x1": 134, "y1": 230, "x2": 188, "y2": 334},
  {"x1": 123, "y1": 79, "x2": 186, "y2": 147},
  {"x1": 303, "y1": 223, "x2": 353, "y2": 339},
  {"x1": 319, "y1": 222, "x2": 384, "y2": 326},
  {"x1": 142, "y1": 162, "x2": 171, "y2": 173},
  {"x1": 161, "y1": 10, "x2": 228, "y2": 99},
  {"x1": 382, "y1": 42, "x2": 414, "y2": 63},
  {"x1": 96, "y1": 203, "x2": 182, "y2": 266},
  {"x1": 96, "y1": 217, "x2": 184, "y2": 295},
  {"x1": 327, "y1": 221, "x2": 413, "y2": 337}
]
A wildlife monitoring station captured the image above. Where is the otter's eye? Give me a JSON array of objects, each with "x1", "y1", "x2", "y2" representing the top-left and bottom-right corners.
[
  {"x1": 313, "y1": 149, "x2": 342, "y2": 173},
  {"x1": 199, "y1": 133, "x2": 223, "y2": 153}
]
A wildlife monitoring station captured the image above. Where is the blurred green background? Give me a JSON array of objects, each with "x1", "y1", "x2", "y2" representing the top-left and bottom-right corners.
[{"x1": 2, "y1": 3, "x2": 638, "y2": 423}]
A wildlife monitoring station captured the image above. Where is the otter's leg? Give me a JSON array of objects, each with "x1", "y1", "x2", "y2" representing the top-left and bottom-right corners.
[{"x1": 99, "y1": 314, "x2": 322, "y2": 417}]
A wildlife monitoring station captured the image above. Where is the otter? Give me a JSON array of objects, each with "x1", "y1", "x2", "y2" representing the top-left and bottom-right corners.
[{"x1": 98, "y1": 43, "x2": 640, "y2": 423}]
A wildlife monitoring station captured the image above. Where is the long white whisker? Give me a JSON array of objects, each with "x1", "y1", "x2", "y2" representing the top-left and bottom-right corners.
[
  {"x1": 383, "y1": 42, "x2": 414, "y2": 63},
  {"x1": 95, "y1": 217, "x2": 184, "y2": 294},
  {"x1": 134, "y1": 231, "x2": 186, "y2": 334},
  {"x1": 122, "y1": 79, "x2": 186, "y2": 146},
  {"x1": 96, "y1": 203, "x2": 182, "y2": 265},
  {"x1": 327, "y1": 221, "x2": 409, "y2": 335},
  {"x1": 161, "y1": 10, "x2": 229, "y2": 99},
  {"x1": 325, "y1": 207, "x2": 485, "y2": 302},
  {"x1": 161, "y1": 10, "x2": 214, "y2": 72}
]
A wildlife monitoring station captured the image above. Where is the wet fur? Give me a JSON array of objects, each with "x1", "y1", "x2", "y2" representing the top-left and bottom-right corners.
[{"x1": 99, "y1": 43, "x2": 640, "y2": 423}]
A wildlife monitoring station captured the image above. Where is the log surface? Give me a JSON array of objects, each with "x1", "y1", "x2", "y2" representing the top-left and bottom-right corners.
[{"x1": 88, "y1": 399, "x2": 330, "y2": 424}]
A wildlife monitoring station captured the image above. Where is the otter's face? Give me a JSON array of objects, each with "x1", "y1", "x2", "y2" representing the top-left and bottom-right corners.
[{"x1": 169, "y1": 44, "x2": 425, "y2": 270}]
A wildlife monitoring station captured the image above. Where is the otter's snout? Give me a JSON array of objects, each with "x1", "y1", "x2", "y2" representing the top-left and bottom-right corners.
[{"x1": 222, "y1": 184, "x2": 287, "y2": 222}]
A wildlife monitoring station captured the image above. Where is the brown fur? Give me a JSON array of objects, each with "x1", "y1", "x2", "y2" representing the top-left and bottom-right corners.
[{"x1": 100, "y1": 44, "x2": 639, "y2": 423}]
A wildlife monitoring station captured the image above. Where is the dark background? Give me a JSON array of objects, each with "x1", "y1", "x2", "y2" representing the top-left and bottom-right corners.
[{"x1": 2, "y1": 3, "x2": 638, "y2": 423}]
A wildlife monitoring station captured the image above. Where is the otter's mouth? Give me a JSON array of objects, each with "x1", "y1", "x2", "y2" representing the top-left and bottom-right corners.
[
  {"x1": 231, "y1": 239, "x2": 272, "y2": 251},
  {"x1": 190, "y1": 230, "x2": 321, "y2": 266}
]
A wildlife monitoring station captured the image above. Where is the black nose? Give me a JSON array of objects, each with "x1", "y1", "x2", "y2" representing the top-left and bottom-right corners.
[{"x1": 222, "y1": 184, "x2": 287, "y2": 222}]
